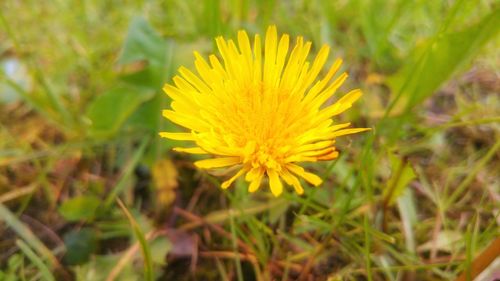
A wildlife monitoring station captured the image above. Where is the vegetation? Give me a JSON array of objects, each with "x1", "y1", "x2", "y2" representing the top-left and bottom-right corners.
[{"x1": 0, "y1": 1, "x2": 499, "y2": 280}]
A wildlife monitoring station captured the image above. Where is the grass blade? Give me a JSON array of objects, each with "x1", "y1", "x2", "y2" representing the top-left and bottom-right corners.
[
  {"x1": 0, "y1": 203, "x2": 58, "y2": 269},
  {"x1": 16, "y1": 239, "x2": 55, "y2": 281},
  {"x1": 117, "y1": 199, "x2": 154, "y2": 281},
  {"x1": 446, "y1": 139, "x2": 500, "y2": 207},
  {"x1": 104, "y1": 136, "x2": 150, "y2": 208},
  {"x1": 229, "y1": 212, "x2": 244, "y2": 281}
]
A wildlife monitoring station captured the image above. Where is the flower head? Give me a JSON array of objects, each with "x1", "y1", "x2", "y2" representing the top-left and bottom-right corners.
[{"x1": 160, "y1": 26, "x2": 369, "y2": 196}]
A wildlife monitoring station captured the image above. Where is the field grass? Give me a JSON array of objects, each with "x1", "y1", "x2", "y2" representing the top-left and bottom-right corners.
[{"x1": 0, "y1": 1, "x2": 499, "y2": 280}]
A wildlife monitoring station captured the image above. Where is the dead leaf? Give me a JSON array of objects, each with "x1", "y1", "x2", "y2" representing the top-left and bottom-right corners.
[{"x1": 152, "y1": 159, "x2": 178, "y2": 207}]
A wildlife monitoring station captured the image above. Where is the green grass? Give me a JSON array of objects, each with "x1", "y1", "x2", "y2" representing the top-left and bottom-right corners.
[{"x1": 1, "y1": 0, "x2": 499, "y2": 280}]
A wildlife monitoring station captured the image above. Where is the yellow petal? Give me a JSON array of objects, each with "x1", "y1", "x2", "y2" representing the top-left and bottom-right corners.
[
  {"x1": 280, "y1": 169, "x2": 304, "y2": 195},
  {"x1": 237, "y1": 30, "x2": 253, "y2": 71},
  {"x1": 159, "y1": 132, "x2": 195, "y2": 141},
  {"x1": 173, "y1": 147, "x2": 206, "y2": 154},
  {"x1": 286, "y1": 164, "x2": 323, "y2": 186},
  {"x1": 179, "y1": 66, "x2": 212, "y2": 93},
  {"x1": 194, "y1": 157, "x2": 241, "y2": 169},
  {"x1": 300, "y1": 147, "x2": 335, "y2": 157},
  {"x1": 337, "y1": 89, "x2": 362, "y2": 105},
  {"x1": 263, "y1": 25, "x2": 278, "y2": 85},
  {"x1": 253, "y1": 34, "x2": 262, "y2": 81},
  {"x1": 267, "y1": 169, "x2": 283, "y2": 197},
  {"x1": 245, "y1": 167, "x2": 262, "y2": 181},
  {"x1": 316, "y1": 151, "x2": 339, "y2": 161},
  {"x1": 306, "y1": 72, "x2": 348, "y2": 109},
  {"x1": 273, "y1": 34, "x2": 290, "y2": 85},
  {"x1": 162, "y1": 110, "x2": 208, "y2": 132},
  {"x1": 328, "y1": 128, "x2": 371, "y2": 138},
  {"x1": 290, "y1": 140, "x2": 334, "y2": 155},
  {"x1": 284, "y1": 155, "x2": 317, "y2": 163},
  {"x1": 302, "y1": 45, "x2": 329, "y2": 89},
  {"x1": 304, "y1": 58, "x2": 343, "y2": 100},
  {"x1": 221, "y1": 168, "x2": 247, "y2": 189},
  {"x1": 248, "y1": 170, "x2": 264, "y2": 193}
]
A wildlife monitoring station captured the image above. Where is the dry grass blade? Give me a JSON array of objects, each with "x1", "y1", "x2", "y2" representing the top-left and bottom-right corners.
[
  {"x1": 0, "y1": 184, "x2": 36, "y2": 203},
  {"x1": 455, "y1": 237, "x2": 500, "y2": 281}
]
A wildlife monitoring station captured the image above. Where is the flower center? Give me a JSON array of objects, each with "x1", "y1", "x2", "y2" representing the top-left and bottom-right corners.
[{"x1": 243, "y1": 140, "x2": 287, "y2": 171}]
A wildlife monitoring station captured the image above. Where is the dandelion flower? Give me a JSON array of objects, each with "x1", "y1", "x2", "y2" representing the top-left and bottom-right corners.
[{"x1": 160, "y1": 26, "x2": 369, "y2": 197}]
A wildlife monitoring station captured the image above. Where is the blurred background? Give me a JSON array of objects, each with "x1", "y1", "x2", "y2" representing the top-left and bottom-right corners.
[{"x1": 0, "y1": 1, "x2": 499, "y2": 280}]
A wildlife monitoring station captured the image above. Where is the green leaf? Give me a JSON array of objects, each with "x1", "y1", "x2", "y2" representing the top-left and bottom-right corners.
[
  {"x1": 85, "y1": 85, "x2": 154, "y2": 138},
  {"x1": 118, "y1": 16, "x2": 166, "y2": 66},
  {"x1": 58, "y1": 195, "x2": 101, "y2": 222},
  {"x1": 118, "y1": 16, "x2": 171, "y2": 89},
  {"x1": 126, "y1": 92, "x2": 165, "y2": 134},
  {"x1": 87, "y1": 17, "x2": 172, "y2": 139},
  {"x1": 116, "y1": 16, "x2": 174, "y2": 145},
  {"x1": 387, "y1": 7, "x2": 500, "y2": 113},
  {"x1": 383, "y1": 154, "x2": 416, "y2": 206},
  {"x1": 63, "y1": 227, "x2": 98, "y2": 266}
]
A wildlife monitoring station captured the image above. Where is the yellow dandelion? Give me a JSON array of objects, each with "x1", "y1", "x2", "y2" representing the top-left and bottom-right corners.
[{"x1": 160, "y1": 26, "x2": 369, "y2": 197}]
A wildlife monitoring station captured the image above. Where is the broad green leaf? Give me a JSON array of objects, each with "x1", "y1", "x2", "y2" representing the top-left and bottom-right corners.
[
  {"x1": 116, "y1": 16, "x2": 174, "y2": 139},
  {"x1": 86, "y1": 17, "x2": 172, "y2": 140},
  {"x1": 126, "y1": 93, "x2": 166, "y2": 134},
  {"x1": 118, "y1": 16, "x2": 171, "y2": 90},
  {"x1": 63, "y1": 228, "x2": 98, "y2": 266},
  {"x1": 85, "y1": 85, "x2": 154, "y2": 138},
  {"x1": 383, "y1": 154, "x2": 416, "y2": 206},
  {"x1": 388, "y1": 7, "x2": 500, "y2": 113},
  {"x1": 58, "y1": 195, "x2": 101, "y2": 222},
  {"x1": 118, "y1": 17, "x2": 166, "y2": 66}
]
